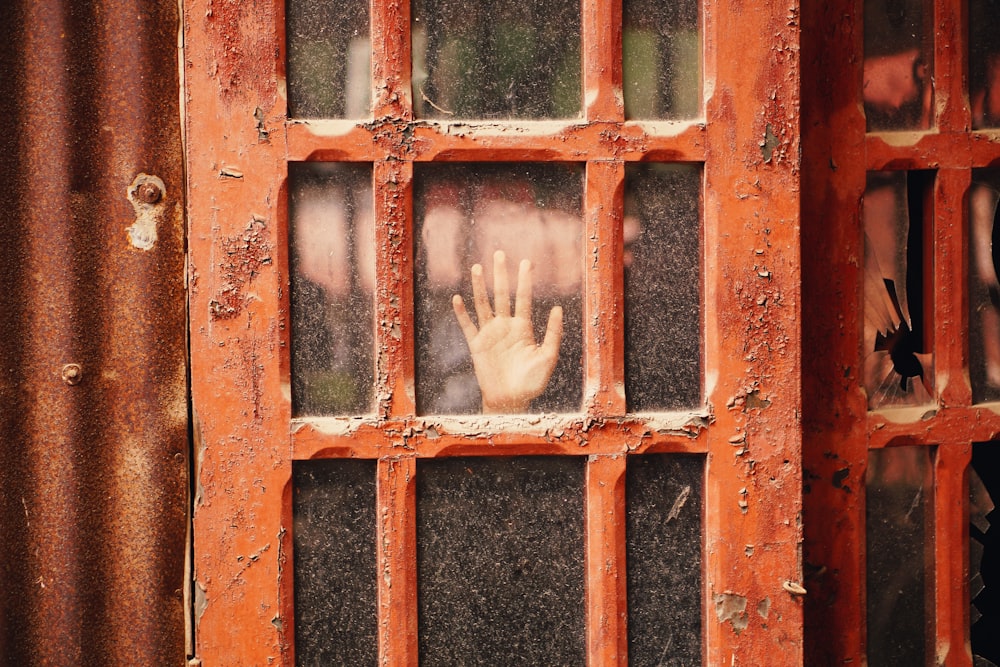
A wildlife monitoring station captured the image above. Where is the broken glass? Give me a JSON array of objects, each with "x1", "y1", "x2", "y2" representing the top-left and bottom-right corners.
[
  {"x1": 286, "y1": 0, "x2": 370, "y2": 118},
  {"x1": 971, "y1": 0, "x2": 1000, "y2": 129},
  {"x1": 863, "y1": 0, "x2": 932, "y2": 131},
  {"x1": 411, "y1": 0, "x2": 580, "y2": 119},
  {"x1": 863, "y1": 171, "x2": 933, "y2": 410},
  {"x1": 623, "y1": 0, "x2": 700, "y2": 119},
  {"x1": 416, "y1": 456, "x2": 585, "y2": 665},
  {"x1": 972, "y1": 442, "x2": 1000, "y2": 666},
  {"x1": 414, "y1": 163, "x2": 583, "y2": 415},
  {"x1": 293, "y1": 459, "x2": 378, "y2": 666},
  {"x1": 866, "y1": 445, "x2": 933, "y2": 667},
  {"x1": 289, "y1": 163, "x2": 375, "y2": 416},
  {"x1": 971, "y1": 171, "x2": 1000, "y2": 403},
  {"x1": 626, "y1": 455, "x2": 703, "y2": 666},
  {"x1": 624, "y1": 164, "x2": 701, "y2": 412}
]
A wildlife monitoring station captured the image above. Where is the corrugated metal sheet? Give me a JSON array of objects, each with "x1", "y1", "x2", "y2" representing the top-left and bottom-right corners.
[{"x1": 0, "y1": 0, "x2": 188, "y2": 665}]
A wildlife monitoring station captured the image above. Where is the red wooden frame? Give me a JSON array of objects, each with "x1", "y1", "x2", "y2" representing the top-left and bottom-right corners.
[{"x1": 184, "y1": 0, "x2": 803, "y2": 664}]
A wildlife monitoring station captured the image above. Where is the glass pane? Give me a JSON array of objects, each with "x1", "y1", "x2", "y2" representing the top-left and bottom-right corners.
[
  {"x1": 626, "y1": 455, "x2": 703, "y2": 666},
  {"x1": 417, "y1": 457, "x2": 585, "y2": 665},
  {"x1": 624, "y1": 164, "x2": 701, "y2": 411},
  {"x1": 290, "y1": 163, "x2": 375, "y2": 416},
  {"x1": 286, "y1": 0, "x2": 370, "y2": 118},
  {"x1": 411, "y1": 0, "x2": 581, "y2": 119},
  {"x1": 863, "y1": 171, "x2": 933, "y2": 410},
  {"x1": 863, "y1": 0, "x2": 932, "y2": 131},
  {"x1": 293, "y1": 460, "x2": 378, "y2": 666},
  {"x1": 623, "y1": 0, "x2": 700, "y2": 119},
  {"x1": 866, "y1": 445, "x2": 933, "y2": 667},
  {"x1": 971, "y1": 0, "x2": 1000, "y2": 129},
  {"x1": 414, "y1": 164, "x2": 583, "y2": 415},
  {"x1": 971, "y1": 172, "x2": 1000, "y2": 403},
  {"x1": 971, "y1": 442, "x2": 1000, "y2": 665}
]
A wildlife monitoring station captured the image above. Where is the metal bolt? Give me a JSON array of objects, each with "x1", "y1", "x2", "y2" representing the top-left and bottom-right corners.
[
  {"x1": 136, "y1": 182, "x2": 162, "y2": 204},
  {"x1": 61, "y1": 363, "x2": 82, "y2": 385}
]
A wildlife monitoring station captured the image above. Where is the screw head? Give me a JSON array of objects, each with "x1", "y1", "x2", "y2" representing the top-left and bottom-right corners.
[
  {"x1": 61, "y1": 363, "x2": 82, "y2": 385},
  {"x1": 136, "y1": 182, "x2": 162, "y2": 204}
]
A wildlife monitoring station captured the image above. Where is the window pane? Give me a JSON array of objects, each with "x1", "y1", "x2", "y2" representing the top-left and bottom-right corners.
[
  {"x1": 623, "y1": 0, "x2": 700, "y2": 119},
  {"x1": 971, "y1": 442, "x2": 1000, "y2": 664},
  {"x1": 412, "y1": 0, "x2": 581, "y2": 119},
  {"x1": 971, "y1": 0, "x2": 1000, "y2": 129},
  {"x1": 416, "y1": 457, "x2": 585, "y2": 665},
  {"x1": 863, "y1": 0, "x2": 932, "y2": 131},
  {"x1": 971, "y1": 172, "x2": 1000, "y2": 403},
  {"x1": 286, "y1": 0, "x2": 370, "y2": 118},
  {"x1": 290, "y1": 163, "x2": 375, "y2": 416},
  {"x1": 414, "y1": 163, "x2": 583, "y2": 415},
  {"x1": 866, "y1": 445, "x2": 932, "y2": 667},
  {"x1": 626, "y1": 455, "x2": 703, "y2": 666},
  {"x1": 624, "y1": 164, "x2": 701, "y2": 412},
  {"x1": 863, "y1": 171, "x2": 933, "y2": 410},
  {"x1": 293, "y1": 460, "x2": 378, "y2": 666}
]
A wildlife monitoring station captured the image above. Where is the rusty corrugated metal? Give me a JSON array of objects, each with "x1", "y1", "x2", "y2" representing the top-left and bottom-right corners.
[{"x1": 0, "y1": 0, "x2": 188, "y2": 665}]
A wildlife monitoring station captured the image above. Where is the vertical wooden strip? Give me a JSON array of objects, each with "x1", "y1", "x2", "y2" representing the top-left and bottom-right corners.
[
  {"x1": 932, "y1": 443, "x2": 973, "y2": 666},
  {"x1": 377, "y1": 456, "x2": 418, "y2": 666},
  {"x1": 934, "y1": 0, "x2": 970, "y2": 130},
  {"x1": 935, "y1": 169, "x2": 972, "y2": 405},
  {"x1": 374, "y1": 160, "x2": 416, "y2": 417},
  {"x1": 586, "y1": 454, "x2": 628, "y2": 667},
  {"x1": 371, "y1": 0, "x2": 412, "y2": 118},
  {"x1": 584, "y1": 161, "x2": 625, "y2": 416},
  {"x1": 582, "y1": 0, "x2": 623, "y2": 120}
]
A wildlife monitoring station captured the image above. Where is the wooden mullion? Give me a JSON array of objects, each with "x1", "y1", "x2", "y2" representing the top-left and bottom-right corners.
[
  {"x1": 582, "y1": 0, "x2": 623, "y2": 121},
  {"x1": 932, "y1": 0, "x2": 969, "y2": 131},
  {"x1": 585, "y1": 454, "x2": 628, "y2": 666},
  {"x1": 584, "y1": 161, "x2": 625, "y2": 416},
  {"x1": 931, "y1": 442, "x2": 972, "y2": 667},
  {"x1": 373, "y1": 160, "x2": 416, "y2": 418},
  {"x1": 376, "y1": 456, "x2": 418, "y2": 666},
  {"x1": 934, "y1": 169, "x2": 972, "y2": 406},
  {"x1": 371, "y1": 0, "x2": 412, "y2": 119}
]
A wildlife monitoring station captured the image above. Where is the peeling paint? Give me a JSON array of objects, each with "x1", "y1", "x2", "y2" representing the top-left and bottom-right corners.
[{"x1": 714, "y1": 592, "x2": 749, "y2": 635}]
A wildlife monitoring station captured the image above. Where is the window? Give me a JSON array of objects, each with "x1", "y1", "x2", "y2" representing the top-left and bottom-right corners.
[{"x1": 185, "y1": 0, "x2": 803, "y2": 664}]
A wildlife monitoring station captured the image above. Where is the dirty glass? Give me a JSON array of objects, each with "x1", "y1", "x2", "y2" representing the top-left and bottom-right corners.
[
  {"x1": 416, "y1": 456, "x2": 585, "y2": 665},
  {"x1": 293, "y1": 459, "x2": 378, "y2": 666},
  {"x1": 286, "y1": 0, "x2": 370, "y2": 118},
  {"x1": 411, "y1": 0, "x2": 580, "y2": 119},
  {"x1": 971, "y1": 0, "x2": 1000, "y2": 129},
  {"x1": 290, "y1": 163, "x2": 375, "y2": 416},
  {"x1": 863, "y1": 0, "x2": 932, "y2": 131},
  {"x1": 972, "y1": 442, "x2": 1000, "y2": 665},
  {"x1": 623, "y1": 0, "x2": 700, "y2": 119},
  {"x1": 414, "y1": 163, "x2": 583, "y2": 415},
  {"x1": 624, "y1": 164, "x2": 701, "y2": 412},
  {"x1": 971, "y1": 171, "x2": 1000, "y2": 403},
  {"x1": 863, "y1": 171, "x2": 933, "y2": 410},
  {"x1": 626, "y1": 455, "x2": 703, "y2": 666},
  {"x1": 866, "y1": 445, "x2": 933, "y2": 667}
]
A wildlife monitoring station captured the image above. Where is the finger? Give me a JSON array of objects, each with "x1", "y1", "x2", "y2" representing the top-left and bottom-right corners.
[
  {"x1": 492, "y1": 250, "x2": 510, "y2": 318},
  {"x1": 539, "y1": 305, "x2": 564, "y2": 362},
  {"x1": 470, "y1": 263, "x2": 493, "y2": 325},
  {"x1": 452, "y1": 294, "x2": 479, "y2": 343},
  {"x1": 514, "y1": 258, "x2": 533, "y2": 321}
]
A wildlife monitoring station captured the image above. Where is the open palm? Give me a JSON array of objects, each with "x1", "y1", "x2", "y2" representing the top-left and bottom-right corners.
[{"x1": 452, "y1": 250, "x2": 563, "y2": 413}]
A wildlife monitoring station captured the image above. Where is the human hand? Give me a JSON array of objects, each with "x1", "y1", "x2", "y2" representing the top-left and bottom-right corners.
[{"x1": 452, "y1": 250, "x2": 563, "y2": 413}]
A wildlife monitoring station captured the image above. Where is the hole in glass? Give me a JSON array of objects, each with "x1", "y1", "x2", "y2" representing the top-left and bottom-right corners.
[
  {"x1": 863, "y1": 171, "x2": 933, "y2": 410},
  {"x1": 414, "y1": 163, "x2": 583, "y2": 415},
  {"x1": 411, "y1": 0, "x2": 581, "y2": 119},
  {"x1": 863, "y1": 0, "x2": 932, "y2": 131},
  {"x1": 866, "y1": 445, "x2": 933, "y2": 667},
  {"x1": 624, "y1": 164, "x2": 701, "y2": 412},
  {"x1": 289, "y1": 163, "x2": 375, "y2": 416},
  {"x1": 623, "y1": 0, "x2": 700, "y2": 120},
  {"x1": 286, "y1": 0, "x2": 371, "y2": 118},
  {"x1": 972, "y1": 442, "x2": 1000, "y2": 665}
]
